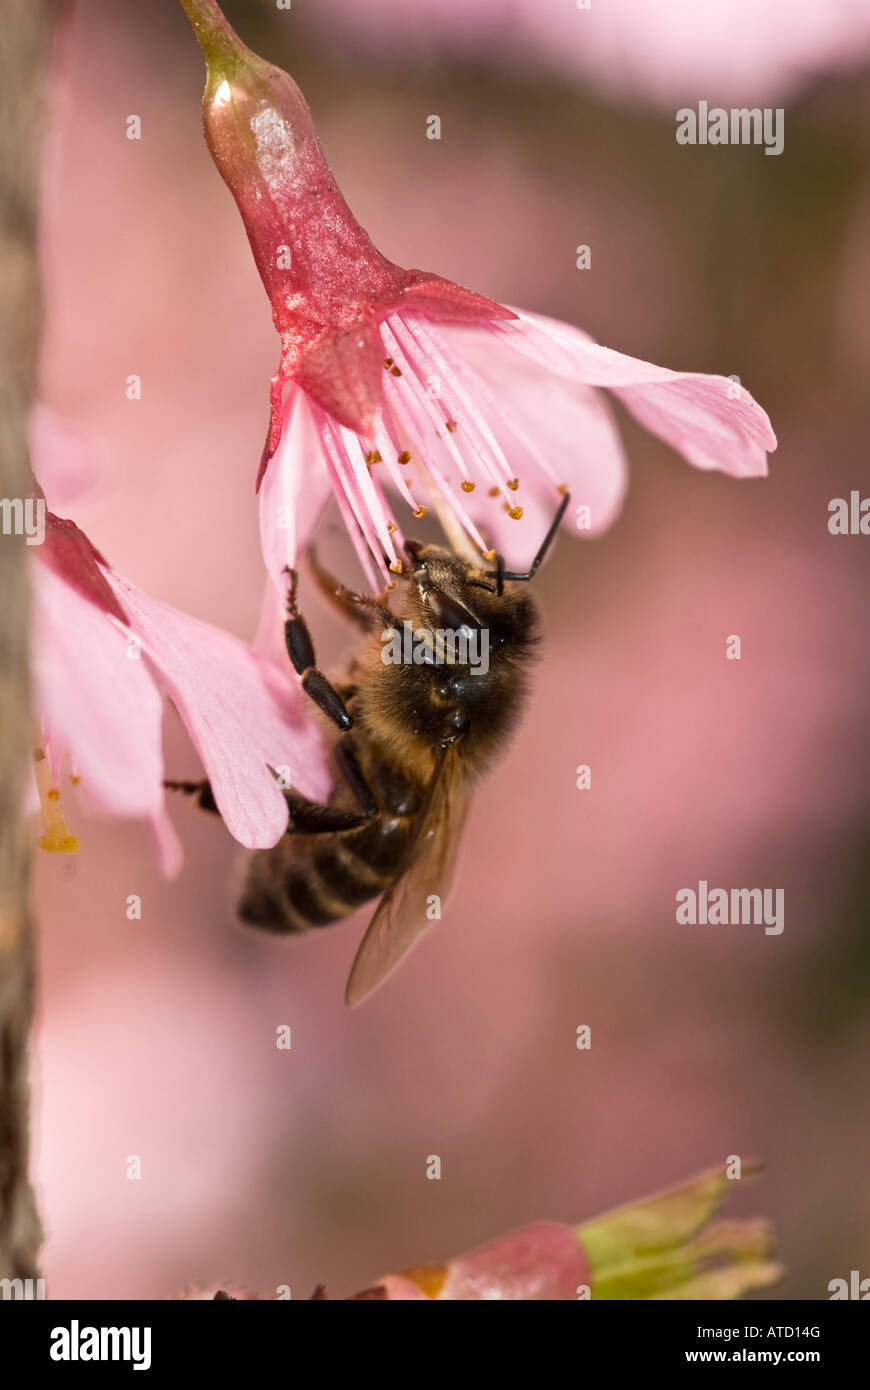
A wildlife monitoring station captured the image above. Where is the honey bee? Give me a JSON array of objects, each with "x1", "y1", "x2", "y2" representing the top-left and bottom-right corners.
[{"x1": 172, "y1": 493, "x2": 568, "y2": 1004}]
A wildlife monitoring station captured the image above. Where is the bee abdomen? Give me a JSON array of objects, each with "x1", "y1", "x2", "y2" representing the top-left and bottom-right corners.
[{"x1": 239, "y1": 813, "x2": 414, "y2": 934}]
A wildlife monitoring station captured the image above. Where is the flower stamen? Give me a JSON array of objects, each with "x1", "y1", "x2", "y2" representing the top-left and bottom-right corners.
[
  {"x1": 34, "y1": 748, "x2": 80, "y2": 854},
  {"x1": 370, "y1": 416, "x2": 425, "y2": 528},
  {"x1": 381, "y1": 373, "x2": 490, "y2": 555},
  {"x1": 381, "y1": 322, "x2": 476, "y2": 490},
  {"x1": 397, "y1": 317, "x2": 517, "y2": 489}
]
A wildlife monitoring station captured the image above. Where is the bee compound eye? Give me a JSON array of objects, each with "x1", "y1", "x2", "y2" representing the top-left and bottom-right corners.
[
  {"x1": 404, "y1": 539, "x2": 426, "y2": 566},
  {"x1": 427, "y1": 591, "x2": 482, "y2": 632}
]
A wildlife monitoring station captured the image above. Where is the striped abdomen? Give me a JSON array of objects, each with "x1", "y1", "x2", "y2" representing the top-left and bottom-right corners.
[{"x1": 238, "y1": 808, "x2": 419, "y2": 933}]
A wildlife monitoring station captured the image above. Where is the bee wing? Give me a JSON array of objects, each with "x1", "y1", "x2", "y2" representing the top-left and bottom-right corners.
[{"x1": 345, "y1": 751, "x2": 473, "y2": 1006}]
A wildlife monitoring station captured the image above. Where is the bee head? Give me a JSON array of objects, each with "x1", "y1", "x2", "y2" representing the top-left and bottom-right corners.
[{"x1": 400, "y1": 540, "x2": 538, "y2": 650}]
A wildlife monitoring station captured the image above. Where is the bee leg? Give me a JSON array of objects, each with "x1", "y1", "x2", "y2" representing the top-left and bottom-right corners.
[
  {"x1": 308, "y1": 548, "x2": 393, "y2": 630},
  {"x1": 164, "y1": 776, "x2": 375, "y2": 832},
  {"x1": 276, "y1": 747, "x2": 377, "y2": 831},
  {"x1": 283, "y1": 793, "x2": 372, "y2": 834},
  {"x1": 164, "y1": 779, "x2": 220, "y2": 814},
  {"x1": 283, "y1": 567, "x2": 354, "y2": 731},
  {"x1": 334, "y1": 741, "x2": 379, "y2": 818}
]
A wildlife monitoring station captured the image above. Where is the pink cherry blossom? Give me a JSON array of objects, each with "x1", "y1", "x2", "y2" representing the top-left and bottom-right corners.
[
  {"x1": 380, "y1": 1221, "x2": 589, "y2": 1301},
  {"x1": 30, "y1": 474, "x2": 329, "y2": 872},
  {"x1": 182, "y1": 0, "x2": 776, "y2": 589}
]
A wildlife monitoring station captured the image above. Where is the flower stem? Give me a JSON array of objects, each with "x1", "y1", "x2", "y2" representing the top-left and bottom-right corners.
[{"x1": 177, "y1": 0, "x2": 246, "y2": 69}]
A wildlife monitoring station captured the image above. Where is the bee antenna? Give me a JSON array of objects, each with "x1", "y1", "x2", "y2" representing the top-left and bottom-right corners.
[
  {"x1": 493, "y1": 551, "x2": 505, "y2": 597},
  {"x1": 491, "y1": 491, "x2": 570, "y2": 586}
]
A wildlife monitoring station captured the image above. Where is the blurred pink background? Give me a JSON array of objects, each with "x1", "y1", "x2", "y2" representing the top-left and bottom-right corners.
[{"x1": 32, "y1": 0, "x2": 870, "y2": 1297}]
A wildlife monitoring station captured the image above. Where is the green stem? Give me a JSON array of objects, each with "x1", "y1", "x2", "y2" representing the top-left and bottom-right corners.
[{"x1": 178, "y1": 0, "x2": 246, "y2": 69}]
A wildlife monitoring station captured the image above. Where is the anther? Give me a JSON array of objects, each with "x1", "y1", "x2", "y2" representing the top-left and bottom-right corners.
[{"x1": 34, "y1": 748, "x2": 80, "y2": 855}]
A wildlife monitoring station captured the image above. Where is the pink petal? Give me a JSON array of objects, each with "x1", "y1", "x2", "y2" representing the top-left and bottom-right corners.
[
  {"x1": 32, "y1": 562, "x2": 180, "y2": 874},
  {"x1": 102, "y1": 572, "x2": 330, "y2": 847},
  {"x1": 438, "y1": 320, "x2": 629, "y2": 560},
  {"x1": 382, "y1": 1222, "x2": 589, "y2": 1300},
  {"x1": 149, "y1": 808, "x2": 184, "y2": 879},
  {"x1": 500, "y1": 309, "x2": 776, "y2": 478},
  {"x1": 259, "y1": 385, "x2": 333, "y2": 592},
  {"x1": 253, "y1": 577, "x2": 290, "y2": 672}
]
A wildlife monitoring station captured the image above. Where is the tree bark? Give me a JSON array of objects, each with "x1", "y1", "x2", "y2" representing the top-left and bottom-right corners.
[{"x1": 0, "y1": 1, "x2": 53, "y2": 1284}]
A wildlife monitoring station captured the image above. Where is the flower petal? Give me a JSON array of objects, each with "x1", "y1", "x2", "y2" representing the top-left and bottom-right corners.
[
  {"x1": 382, "y1": 1222, "x2": 589, "y2": 1300},
  {"x1": 31, "y1": 562, "x2": 179, "y2": 872},
  {"x1": 499, "y1": 309, "x2": 776, "y2": 478},
  {"x1": 437, "y1": 320, "x2": 629, "y2": 559},
  {"x1": 103, "y1": 572, "x2": 331, "y2": 847},
  {"x1": 259, "y1": 385, "x2": 333, "y2": 593}
]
